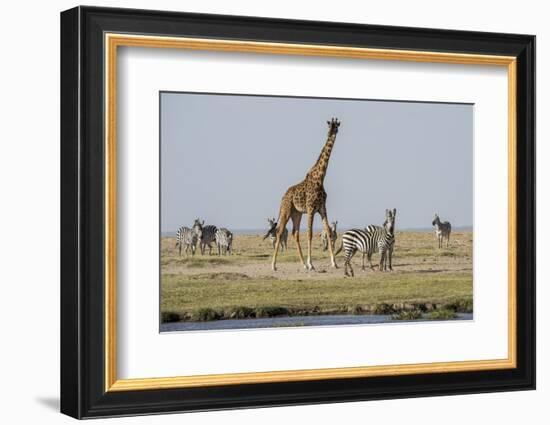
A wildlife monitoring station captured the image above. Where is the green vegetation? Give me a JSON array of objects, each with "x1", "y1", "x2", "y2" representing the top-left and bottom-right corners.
[
  {"x1": 391, "y1": 310, "x2": 423, "y2": 320},
  {"x1": 443, "y1": 298, "x2": 473, "y2": 313},
  {"x1": 427, "y1": 310, "x2": 457, "y2": 320},
  {"x1": 161, "y1": 271, "x2": 472, "y2": 322}
]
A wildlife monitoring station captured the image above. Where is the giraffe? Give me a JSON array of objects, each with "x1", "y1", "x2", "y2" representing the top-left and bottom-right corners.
[{"x1": 271, "y1": 118, "x2": 341, "y2": 271}]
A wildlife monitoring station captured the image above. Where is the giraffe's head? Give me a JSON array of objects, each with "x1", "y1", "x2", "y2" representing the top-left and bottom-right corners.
[
  {"x1": 326, "y1": 118, "x2": 341, "y2": 136},
  {"x1": 384, "y1": 209, "x2": 396, "y2": 235}
]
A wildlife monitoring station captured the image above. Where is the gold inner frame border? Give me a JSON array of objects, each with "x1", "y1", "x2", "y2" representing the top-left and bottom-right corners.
[{"x1": 104, "y1": 33, "x2": 517, "y2": 392}]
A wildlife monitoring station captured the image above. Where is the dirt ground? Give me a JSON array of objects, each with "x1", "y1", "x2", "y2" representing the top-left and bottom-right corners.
[{"x1": 161, "y1": 231, "x2": 473, "y2": 281}]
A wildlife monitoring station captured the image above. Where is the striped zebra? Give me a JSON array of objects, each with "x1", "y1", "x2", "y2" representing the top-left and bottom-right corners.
[
  {"x1": 432, "y1": 213, "x2": 451, "y2": 248},
  {"x1": 175, "y1": 226, "x2": 198, "y2": 256},
  {"x1": 193, "y1": 218, "x2": 218, "y2": 255},
  {"x1": 321, "y1": 220, "x2": 338, "y2": 251},
  {"x1": 263, "y1": 218, "x2": 288, "y2": 252},
  {"x1": 335, "y1": 209, "x2": 396, "y2": 277},
  {"x1": 215, "y1": 228, "x2": 233, "y2": 256}
]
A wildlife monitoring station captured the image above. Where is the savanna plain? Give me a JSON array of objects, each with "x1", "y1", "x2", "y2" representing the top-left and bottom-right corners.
[{"x1": 161, "y1": 231, "x2": 473, "y2": 325}]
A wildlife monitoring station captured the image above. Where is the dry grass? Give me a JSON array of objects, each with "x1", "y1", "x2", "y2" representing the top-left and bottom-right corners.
[{"x1": 161, "y1": 231, "x2": 473, "y2": 321}]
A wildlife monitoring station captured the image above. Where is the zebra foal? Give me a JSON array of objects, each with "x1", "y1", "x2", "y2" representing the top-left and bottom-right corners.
[{"x1": 336, "y1": 209, "x2": 396, "y2": 277}]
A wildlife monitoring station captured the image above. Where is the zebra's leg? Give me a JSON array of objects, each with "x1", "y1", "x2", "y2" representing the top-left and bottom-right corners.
[
  {"x1": 344, "y1": 254, "x2": 350, "y2": 277},
  {"x1": 272, "y1": 209, "x2": 292, "y2": 271},
  {"x1": 361, "y1": 253, "x2": 365, "y2": 271},
  {"x1": 379, "y1": 248, "x2": 386, "y2": 271},
  {"x1": 305, "y1": 211, "x2": 315, "y2": 271},
  {"x1": 347, "y1": 253, "x2": 355, "y2": 277},
  {"x1": 388, "y1": 246, "x2": 394, "y2": 271},
  {"x1": 319, "y1": 210, "x2": 337, "y2": 268},
  {"x1": 343, "y1": 249, "x2": 355, "y2": 277},
  {"x1": 368, "y1": 252, "x2": 375, "y2": 270}
]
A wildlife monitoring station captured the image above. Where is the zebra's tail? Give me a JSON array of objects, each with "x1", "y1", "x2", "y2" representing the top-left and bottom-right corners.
[{"x1": 334, "y1": 241, "x2": 344, "y2": 256}]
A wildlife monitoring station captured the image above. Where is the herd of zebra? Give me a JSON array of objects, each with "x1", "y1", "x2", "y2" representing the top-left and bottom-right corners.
[
  {"x1": 175, "y1": 219, "x2": 233, "y2": 256},
  {"x1": 174, "y1": 212, "x2": 452, "y2": 277}
]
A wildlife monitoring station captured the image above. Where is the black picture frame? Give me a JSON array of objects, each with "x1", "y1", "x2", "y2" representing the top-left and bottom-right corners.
[{"x1": 61, "y1": 5, "x2": 535, "y2": 419}]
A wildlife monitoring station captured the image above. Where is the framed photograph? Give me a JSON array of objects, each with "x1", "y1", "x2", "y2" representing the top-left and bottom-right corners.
[{"x1": 60, "y1": 6, "x2": 535, "y2": 419}]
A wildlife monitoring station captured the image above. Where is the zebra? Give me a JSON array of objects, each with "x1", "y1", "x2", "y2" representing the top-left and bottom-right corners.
[
  {"x1": 215, "y1": 228, "x2": 233, "y2": 256},
  {"x1": 175, "y1": 226, "x2": 198, "y2": 256},
  {"x1": 193, "y1": 218, "x2": 218, "y2": 255},
  {"x1": 321, "y1": 220, "x2": 338, "y2": 251},
  {"x1": 263, "y1": 218, "x2": 288, "y2": 252},
  {"x1": 335, "y1": 209, "x2": 396, "y2": 277},
  {"x1": 432, "y1": 213, "x2": 451, "y2": 248}
]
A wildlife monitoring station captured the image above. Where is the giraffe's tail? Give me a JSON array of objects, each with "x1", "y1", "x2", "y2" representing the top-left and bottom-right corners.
[{"x1": 334, "y1": 241, "x2": 343, "y2": 256}]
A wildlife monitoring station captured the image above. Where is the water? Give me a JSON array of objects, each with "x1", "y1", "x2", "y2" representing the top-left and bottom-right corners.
[{"x1": 160, "y1": 313, "x2": 473, "y2": 332}]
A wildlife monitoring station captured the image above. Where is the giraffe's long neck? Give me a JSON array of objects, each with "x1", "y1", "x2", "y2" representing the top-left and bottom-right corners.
[{"x1": 308, "y1": 132, "x2": 337, "y2": 181}]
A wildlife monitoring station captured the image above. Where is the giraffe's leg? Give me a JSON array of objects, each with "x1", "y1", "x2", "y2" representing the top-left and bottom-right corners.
[
  {"x1": 289, "y1": 211, "x2": 306, "y2": 269},
  {"x1": 306, "y1": 211, "x2": 315, "y2": 271},
  {"x1": 272, "y1": 209, "x2": 291, "y2": 271},
  {"x1": 319, "y1": 210, "x2": 337, "y2": 268}
]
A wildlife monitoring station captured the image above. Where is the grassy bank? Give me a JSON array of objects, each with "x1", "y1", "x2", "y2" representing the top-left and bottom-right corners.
[{"x1": 161, "y1": 271, "x2": 472, "y2": 322}]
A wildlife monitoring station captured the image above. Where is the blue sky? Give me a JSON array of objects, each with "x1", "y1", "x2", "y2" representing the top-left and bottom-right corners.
[{"x1": 161, "y1": 92, "x2": 472, "y2": 232}]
